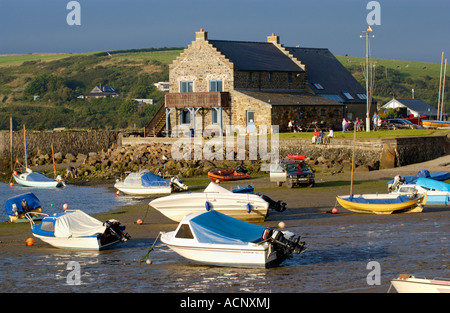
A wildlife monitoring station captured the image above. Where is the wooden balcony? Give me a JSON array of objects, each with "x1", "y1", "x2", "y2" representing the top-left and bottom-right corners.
[{"x1": 165, "y1": 92, "x2": 229, "y2": 109}]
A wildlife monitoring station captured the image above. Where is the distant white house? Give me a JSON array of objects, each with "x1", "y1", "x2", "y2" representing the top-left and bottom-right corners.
[
  {"x1": 382, "y1": 98, "x2": 439, "y2": 119},
  {"x1": 133, "y1": 99, "x2": 154, "y2": 105},
  {"x1": 154, "y1": 82, "x2": 170, "y2": 92}
]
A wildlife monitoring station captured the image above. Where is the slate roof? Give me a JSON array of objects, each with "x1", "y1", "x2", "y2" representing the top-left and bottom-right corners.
[
  {"x1": 235, "y1": 90, "x2": 343, "y2": 106},
  {"x1": 209, "y1": 40, "x2": 304, "y2": 72},
  {"x1": 286, "y1": 47, "x2": 367, "y2": 103},
  {"x1": 383, "y1": 99, "x2": 439, "y2": 116}
]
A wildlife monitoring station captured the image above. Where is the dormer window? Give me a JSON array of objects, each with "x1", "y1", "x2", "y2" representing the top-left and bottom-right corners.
[
  {"x1": 343, "y1": 92, "x2": 354, "y2": 100},
  {"x1": 313, "y1": 83, "x2": 324, "y2": 90}
]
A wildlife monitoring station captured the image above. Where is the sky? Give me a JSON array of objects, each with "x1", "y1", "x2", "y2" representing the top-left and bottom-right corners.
[{"x1": 0, "y1": 0, "x2": 449, "y2": 63}]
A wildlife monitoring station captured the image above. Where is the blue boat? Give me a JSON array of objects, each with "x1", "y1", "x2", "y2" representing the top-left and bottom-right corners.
[
  {"x1": 26, "y1": 210, "x2": 130, "y2": 250},
  {"x1": 390, "y1": 177, "x2": 450, "y2": 206},
  {"x1": 5, "y1": 193, "x2": 43, "y2": 223},
  {"x1": 387, "y1": 169, "x2": 450, "y2": 185},
  {"x1": 160, "y1": 210, "x2": 305, "y2": 267}
]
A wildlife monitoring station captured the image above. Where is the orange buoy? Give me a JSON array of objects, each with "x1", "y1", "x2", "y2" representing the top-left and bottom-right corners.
[
  {"x1": 331, "y1": 208, "x2": 338, "y2": 214},
  {"x1": 9, "y1": 182, "x2": 13, "y2": 187},
  {"x1": 136, "y1": 219, "x2": 143, "y2": 225},
  {"x1": 26, "y1": 238, "x2": 34, "y2": 246},
  {"x1": 116, "y1": 190, "x2": 121, "y2": 196}
]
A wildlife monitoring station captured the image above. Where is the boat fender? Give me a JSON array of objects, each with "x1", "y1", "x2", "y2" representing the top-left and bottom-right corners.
[
  {"x1": 246, "y1": 203, "x2": 251, "y2": 213},
  {"x1": 205, "y1": 201, "x2": 211, "y2": 211}
]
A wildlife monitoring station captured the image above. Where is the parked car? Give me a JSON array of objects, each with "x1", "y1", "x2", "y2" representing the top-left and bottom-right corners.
[
  {"x1": 383, "y1": 118, "x2": 422, "y2": 129},
  {"x1": 270, "y1": 161, "x2": 315, "y2": 188}
]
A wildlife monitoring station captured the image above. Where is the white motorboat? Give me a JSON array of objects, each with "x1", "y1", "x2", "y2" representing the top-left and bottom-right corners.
[
  {"x1": 390, "y1": 274, "x2": 450, "y2": 293},
  {"x1": 389, "y1": 176, "x2": 450, "y2": 206},
  {"x1": 149, "y1": 182, "x2": 270, "y2": 222},
  {"x1": 114, "y1": 169, "x2": 187, "y2": 196},
  {"x1": 160, "y1": 210, "x2": 305, "y2": 268},
  {"x1": 25, "y1": 210, "x2": 130, "y2": 250},
  {"x1": 13, "y1": 168, "x2": 65, "y2": 188}
]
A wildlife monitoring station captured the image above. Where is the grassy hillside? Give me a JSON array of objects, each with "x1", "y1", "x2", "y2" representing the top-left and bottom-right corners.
[{"x1": 0, "y1": 48, "x2": 447, "y2": 131}]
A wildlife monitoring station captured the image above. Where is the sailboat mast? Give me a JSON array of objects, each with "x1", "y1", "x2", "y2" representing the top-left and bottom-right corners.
[
  {"x1": 441, "y1": 58, "x2": 447, "y2": 121},
  {"x1": 23, "y1": 124, "x2": 28, "y2": 168},
  {"x1": 437, "y1": 52, "x2": 444, "y2": 120},
  {"x1": 350, "y1": 127, "x2": 356, "y2": 195}
]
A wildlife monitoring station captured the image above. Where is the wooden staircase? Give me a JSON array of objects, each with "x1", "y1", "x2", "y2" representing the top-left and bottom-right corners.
[{"x1": 144, "y1": 104, "x2": 166, "y2": 137}]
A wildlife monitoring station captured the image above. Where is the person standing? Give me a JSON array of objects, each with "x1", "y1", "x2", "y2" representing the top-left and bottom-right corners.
[{"x1": 342, "y1": 118, "x2": 347, "y2": 132}]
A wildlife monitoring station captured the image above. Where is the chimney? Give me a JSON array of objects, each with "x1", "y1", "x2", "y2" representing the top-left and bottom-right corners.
[
  {"x1": 196, "y1": 28, "x2": 208, "y2": 41},
  {"x1": 267, "y1": 33, "x2": 279, "y2": 44}
]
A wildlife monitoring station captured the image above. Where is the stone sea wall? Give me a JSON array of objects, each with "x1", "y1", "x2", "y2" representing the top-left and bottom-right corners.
[{"x1": 0, "y1": 130, "x2": 448, "y2": 179}]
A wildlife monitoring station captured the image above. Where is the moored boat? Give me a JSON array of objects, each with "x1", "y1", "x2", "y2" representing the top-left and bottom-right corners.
[
  {"x1": 13, "y1": 168, "x2": 65, "y2": 188},
  {"x1": 114, "y1": 169, "x2": 187, "y2": 196},
  {"x1": 422, "y1": 120, "x2": 450, "y2": 128},
  {"x1": 160, "y1": 210, "x2": 305, "y2": 268},
  {"x1": 149, "y1": 182, "x2": 271, "y2": 222},
  {"x1": 390, "y1": 274, "x2": 450, "y2": 293},
  {"x1": 207, "y1": 166, "x2": 250, "y2": 183},
  {"x1": 336, "y1": 193, "x2": 425, "y2": 214},
  {"x1": 5, "y1": 192, "x2": 43, "y2": 223},
  {"x1": 389, "y1": 177, "x2": 450, "y2": 206},
  {"x1": 26, "y1": 210, "x2": 130, "y2": 250}
]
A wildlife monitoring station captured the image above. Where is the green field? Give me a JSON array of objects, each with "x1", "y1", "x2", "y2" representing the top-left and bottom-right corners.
[{"x1": 0, "y1": 53, "x2": 74, "y2": 67}]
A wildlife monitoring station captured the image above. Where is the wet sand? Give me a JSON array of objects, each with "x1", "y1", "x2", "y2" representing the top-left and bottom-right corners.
[{"x1": 1, "y1": 155, "x2": 449, "y2": 293}]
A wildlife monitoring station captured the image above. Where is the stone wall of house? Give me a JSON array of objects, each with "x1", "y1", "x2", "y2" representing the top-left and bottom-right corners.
[
  {"x1": 168, "y1": 31, "x2": 234, "y2": 94},
  {"x1": 230, "y1": 91, "x2": 272, "y2": 132},
  {"x1": 272, "y1": 105, "x2": 345, "y2": 132}
]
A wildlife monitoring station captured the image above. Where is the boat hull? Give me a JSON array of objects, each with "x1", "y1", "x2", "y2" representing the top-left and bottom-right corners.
[
  {"x1": 161, "y1": 232, "x2": 282, "y2": 268},
  {"x1": 149, "y1": 193, "x2": 269, "y2": 222},
  {"x1": 422, "y1": 120, "x2": 450, "y2": 128},
  {"x1": 32, "y1": 233, "x2": 122, "y2": 250},
  {"x1": 391, "y1": 277, "x2": 450, "y2": 293},
  {"x1": 13, "y1": 174, "x2": 64, "y2": 188},
  {"x1": 336, "y1": 194, "x2": 425, "y2": 214},
  {"x1": 114, "y1": 182, "x2": 172, "y2": 196},
  {"x1": 208, "y1": 168, "x2": 250, "y2": 183}
]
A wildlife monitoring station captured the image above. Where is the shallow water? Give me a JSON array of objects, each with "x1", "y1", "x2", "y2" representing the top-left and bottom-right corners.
[
  {"x1": 1, "y1": 205, "x2": 448, "y2": 293},
  {"x1": 0, "y1": 182, "x2": 141, "y2": 222}
]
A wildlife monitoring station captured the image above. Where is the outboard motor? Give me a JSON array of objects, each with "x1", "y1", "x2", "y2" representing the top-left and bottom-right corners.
[
  {"x1": 21, "y1": 198, "x2": 30, "y2": 213},
  {"x1": 235, "y1": 165, "x2": 248, "y2": 174},
  {"x1": 388, "y1": 175, "x2": 405, "y2": 192},
  {"x1": 170, "y1": 177, "x2": 188, "y2": 191},
  {"x1": 104, "y1": 219, "x2": 131, "y2": 242},
  {"x1": 257, "y1": 193, "x2": 287, "y2": 212},
  {"x1": 263, "y1": 228, "x2": 305, "y2": 254}
]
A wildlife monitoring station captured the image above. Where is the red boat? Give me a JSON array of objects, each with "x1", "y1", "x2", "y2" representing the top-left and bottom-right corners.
[
  {"x1": 287, "y1": 154, "x2": 305, "y2": 160},
  {"x1": 208, "y1": 166, "x2": 250, "y2": 183}
]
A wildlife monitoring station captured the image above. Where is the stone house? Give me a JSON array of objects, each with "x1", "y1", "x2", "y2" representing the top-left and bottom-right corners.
[{"x1": 146, "y1": 29, "x2": 368, "y2": 136}]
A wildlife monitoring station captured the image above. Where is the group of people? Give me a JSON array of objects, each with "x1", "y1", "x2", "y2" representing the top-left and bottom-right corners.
[
  {"x1": 372, "y1": 113, "x2": 382, "y2": 131},
  {"x1": 287, "y1": 120, "x2": 303, "y2": 132},
  {"x1": 342, "y1": 117, "x2": 364, "y2": 132},
  {"x1": 312, "y1": 127, "x2": 333, "y2": 145}
]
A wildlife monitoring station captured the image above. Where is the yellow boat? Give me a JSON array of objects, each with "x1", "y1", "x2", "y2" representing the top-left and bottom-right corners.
[
  {"x1": 422, "y1": 120, "x2": 450, "y2": 128},
  {"x1": 336, "y1": 193, "x2": 426, "y2": 214}
]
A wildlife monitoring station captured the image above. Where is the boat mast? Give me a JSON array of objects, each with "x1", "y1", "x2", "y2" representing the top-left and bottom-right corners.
[
  {"x1": 437, "y1": 52, "x2": 444, "y2": 120},
  {"x1": 440, "y1": 58, "x2": 447, "y2": 121},
  {"x1": 350, "y1": 126, "x2": 356, "y2": 195},
  {"x1": 23, "y1": 124, "x2": 28, "y2": 169}
]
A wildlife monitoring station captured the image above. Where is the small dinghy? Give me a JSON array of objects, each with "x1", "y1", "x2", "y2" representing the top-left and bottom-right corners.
[
  {"x1": 336, "y1": 193, "x2": 425, "y2": 214},
  {"x1": 387, "y1": 169, "x2": 450, "y2": 186},
  {"x1": 5, "y1": 192, "x2": 43, "y2": 223},
  {"x1": 208, "y1": 166, "x2": 250, "y2": 183},
  {"x1": 230, "y1": 184, "x2": 254, "y2": 194},
  {"x1": 25, "y1": 210, "x2": 130, "y2": 250},
  {"x1": 13, "y1": 168, "x2": 65, "y2": 188},
  {"x1": 390, "y1": 274, "x2": 450, "y2": 293},
  {"x1": 160, "y1": 210, "x2": 305, "y2": 268},
  {"x1": 114, "y1": 169, "x2": 187, "y2": 196}
]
